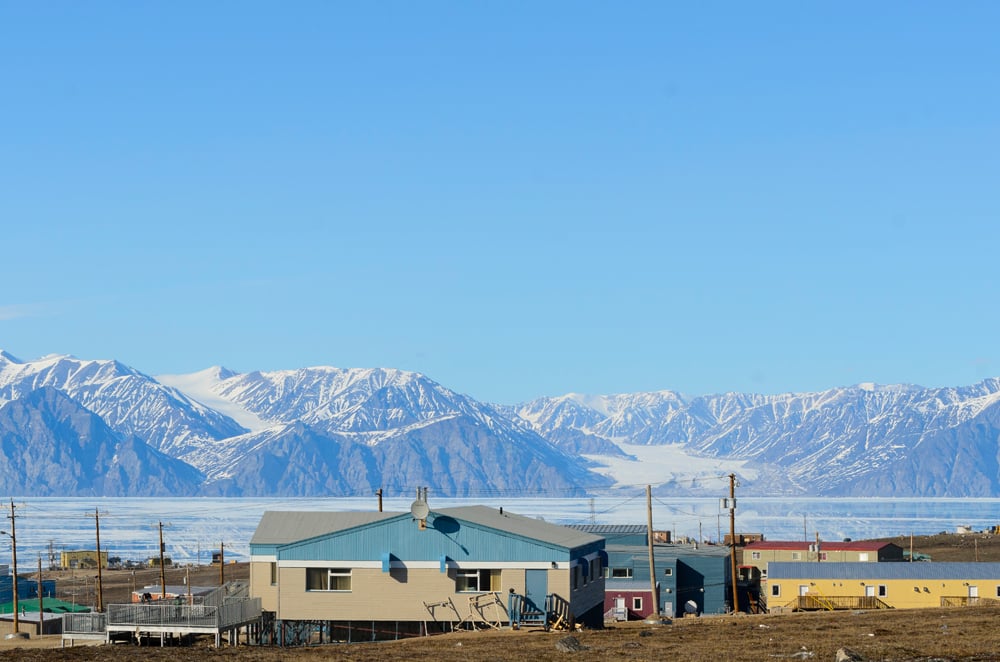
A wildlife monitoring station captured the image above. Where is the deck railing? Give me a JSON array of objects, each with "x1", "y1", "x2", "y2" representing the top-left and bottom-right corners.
[
  {"x1": 62, "y1": 612, "x2": 107, "y2": 635},
  {"x1": 789, "y1": 595, "x2": 892, "y2": 611},
  {"x1": 940, "y1": 596, "x2": 1000, "y2": 607},
  {"x1": 106, "y1": 597, "x2": 261, "y2": 630}
]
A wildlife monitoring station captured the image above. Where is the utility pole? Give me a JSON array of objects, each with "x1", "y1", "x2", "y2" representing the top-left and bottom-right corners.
[
  {"x1": 728, "y1": 474, "x2": 739, "y2": 614},
  {"x1": 645, "y1": 485, "x2": 659, "y2": 620},
  {"x1": 219, "y1": 541, "x2": 225, "y2": 585},
  {"x1": 36, "y1": 556, "x2": 43, "y2": 636},
  {"x1": 92, "y1": 509, "x2": 104, "y2": 611},
  {"x1": 5, "y1": 499, "x2": 20, "y2": 634},
  {"x1": 158, "y1": 521, "x2": 167, "y2": 600},
  {"x1": 376, "y1": 488, "x2": 383, "y2": 513}
]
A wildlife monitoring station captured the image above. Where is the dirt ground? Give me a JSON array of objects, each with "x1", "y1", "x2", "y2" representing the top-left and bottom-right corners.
[
  {"x1": 40, "y1": 561, "x2": 251, "y2": 607},
  {"x1": 3, "y1": 537, "x2": 1000, "y2": 660},
  {"x1": 2, "y1": 605, "x2": 1000, "y2": 661}
]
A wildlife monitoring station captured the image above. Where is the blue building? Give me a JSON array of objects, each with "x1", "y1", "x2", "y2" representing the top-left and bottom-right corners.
[
  {"x1": 250, "y1": 505, "x2": 606, "y2": 643},
  {"x1": 0, "y1": 575, "x2": 56, "y2": 605},
  {"x1": 571, "y1": 525, "x2": 731, "y2": 618}
]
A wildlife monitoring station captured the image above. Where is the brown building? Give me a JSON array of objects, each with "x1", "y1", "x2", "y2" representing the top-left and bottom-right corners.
[{"x1": 742, "y1": 540, "x2": 904, "y2": 577}]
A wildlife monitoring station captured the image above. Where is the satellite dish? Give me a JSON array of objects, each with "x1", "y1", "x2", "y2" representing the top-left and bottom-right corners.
[
  {"x1": 684, "y1": 600, "x2": 698, "y2": 615},
  {"x1": 410, "y1": 500, "x2": 429, "y2": 520}
]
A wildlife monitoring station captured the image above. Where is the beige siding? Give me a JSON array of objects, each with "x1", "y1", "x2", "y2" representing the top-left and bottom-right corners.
[
  {"x1": 277, "y1": 566, "x2": 529, "y2": 622},
  {"x1": 250, "y1": 561, "x2": 279, "y2": 612},
  {"x1": 267, "y1": 564, "x2": 602, "y2": 623}
]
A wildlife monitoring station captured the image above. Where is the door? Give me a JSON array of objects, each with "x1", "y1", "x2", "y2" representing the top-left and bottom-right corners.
[
  {"x1": 525, "y1": 569, "x2": 548, "y2": 614},
  {"x1": 865, "y1": 585, "x2": 875, "y2": 597},
  {"x1": 613, "y1": 597, "x2": 626, "y2": 620},
  {"x1": 969, "y1": 585, "x2": 979, "y2": 603},
  {"x1": 799, "y1": 585, "x2": 810, "y2": 596}
]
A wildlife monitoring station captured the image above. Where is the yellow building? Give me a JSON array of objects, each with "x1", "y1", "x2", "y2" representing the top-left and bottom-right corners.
[
  {"x1": 60, "y1": 550, "x2": 109, "y2": 569},
  {"x1": 766, "y1": 562, "x2": 1000, "y2": 612}
]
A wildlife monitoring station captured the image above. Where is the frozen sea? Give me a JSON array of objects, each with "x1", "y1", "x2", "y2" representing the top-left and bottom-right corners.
[{"x1": 3, "y1": 496, "x2": 1000, "y2": 566}]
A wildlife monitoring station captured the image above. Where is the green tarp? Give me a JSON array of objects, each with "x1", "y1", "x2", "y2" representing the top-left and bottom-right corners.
[{"x1": 0, "y1": 598, "x2": 91, "y2": 614}]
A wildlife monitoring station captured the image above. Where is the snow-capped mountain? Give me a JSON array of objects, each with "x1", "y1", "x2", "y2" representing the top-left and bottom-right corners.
[
  {"x1": 0, "y1": 351, "x2": 608, "y2": 497},
  {"x1": 0, "y1": 351, "x2": 247, "y2": 466},
  {"x1": 4, "y1": 348, "x2": 1000, "y2": 497},
  {"x1": 515, "y1": 380, "x2": 1000, "y2": 496}
]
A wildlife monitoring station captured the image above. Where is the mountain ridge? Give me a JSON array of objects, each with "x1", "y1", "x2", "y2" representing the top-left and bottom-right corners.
[{"x1": 2, "y1": 349, "x2": 1000, "y2": 497}]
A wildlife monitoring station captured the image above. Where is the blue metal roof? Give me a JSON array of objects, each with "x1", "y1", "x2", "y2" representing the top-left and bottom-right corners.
[
  {"x1": 768, "y1": 562, "x2": 1000, "y2": 581},
  {"x1": 252, "y1": 506, "x2": 604, "y2": 563}
]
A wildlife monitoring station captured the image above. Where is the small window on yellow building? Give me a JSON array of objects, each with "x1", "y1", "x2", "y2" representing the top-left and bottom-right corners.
[{"x1": 771, "y1": 584, "x2": 780, "y2": 597}]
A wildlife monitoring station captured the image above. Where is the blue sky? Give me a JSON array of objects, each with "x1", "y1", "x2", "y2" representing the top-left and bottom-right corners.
[{"x1": 2, "y1": 2, "x2": 998, "y2": 404}]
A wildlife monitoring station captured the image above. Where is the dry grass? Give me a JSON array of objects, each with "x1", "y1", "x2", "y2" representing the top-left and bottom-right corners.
[
  {"x1": 5, "y1": 536, "x2": 1000, "y2": 660},
  {"x1": 3, "y1": 606, "x2": 1000, "y2": 661}
]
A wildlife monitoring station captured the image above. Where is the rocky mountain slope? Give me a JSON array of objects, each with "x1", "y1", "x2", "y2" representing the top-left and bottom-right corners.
[
  {"x1": 2, "y1": 349, "x2": 1000, "y2": 497},
  {"x1": 0, "y1": 351, "x2": 606, "y2": 497}
]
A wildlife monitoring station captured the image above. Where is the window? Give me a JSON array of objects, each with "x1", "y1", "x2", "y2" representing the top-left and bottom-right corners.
[
  {"x1": 819, "y1": 552, "x2": 828, "y2": 561},
  {"x1": 610, "y1": 567, "x2": 633, "y2": 578},
  {"x1": 771, "y1": 584, "x2": 781, "y2": 597},
  {"x1": 995, "y1": 586, "x2": 1000, "y2": 598},
  {"x1": 632, "y1": 597, "x2": 643, "y2": 610},
  {"x1": 858, "y1": 553, "x2": 869, "y2": 562},
  {"x1": 663, "y1": 568, "x2": 673, "y2": 577},
  {"x1": 791, "y1": 552, "x2": 801, "y2": 560},
  {"x1": 751, "y1": 551, "x2": 761, "y2": 560},
  {"x1": 603, "y1": 567, "x2": 610, "y2": 579},
  {"x1": 878, "y1": 585, "x2": 887, "y2": 597},
  {"x1": 306, "y1": 568, "x2": 351, "y2": 592},
  {"x1": 456, "y1": 569, "x2": 501, "y2": 593},
  {"x1": 270, "y1": 562, "x2": 277, "y2": 585}
]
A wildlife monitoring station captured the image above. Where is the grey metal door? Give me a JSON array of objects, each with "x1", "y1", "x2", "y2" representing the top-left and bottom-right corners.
[{"x1": 525, "y1": 569, "x2": 548, "y2": 613}]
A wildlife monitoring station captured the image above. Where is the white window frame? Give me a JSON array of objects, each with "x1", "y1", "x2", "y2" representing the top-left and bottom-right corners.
[
  {"x1": 771, "y1": 583, "x2": 780, "y2": 597},
  {"x1": 878, "y1": 584, "x2": 887, "y2": 597},
  {"x1": 306, "y1": 567, "x2": 351, "y2": 592},
  {"x1": 751, "y1": 551, "x2": 761, "y2": 560},
  {"x1": 456, "y1": 569, "x2": 500, "y2": 593},
  {"x1": 632, "y1": 597, "x2": 642, "y2": 610},
  {"x1": 610, "y1": 567, "x2": 633, "y2": 579}
]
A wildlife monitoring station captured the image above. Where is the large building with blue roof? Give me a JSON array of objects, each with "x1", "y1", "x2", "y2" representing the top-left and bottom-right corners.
[{"x1": 249, "y1": 505, "x2": 606, "y2": 642}]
